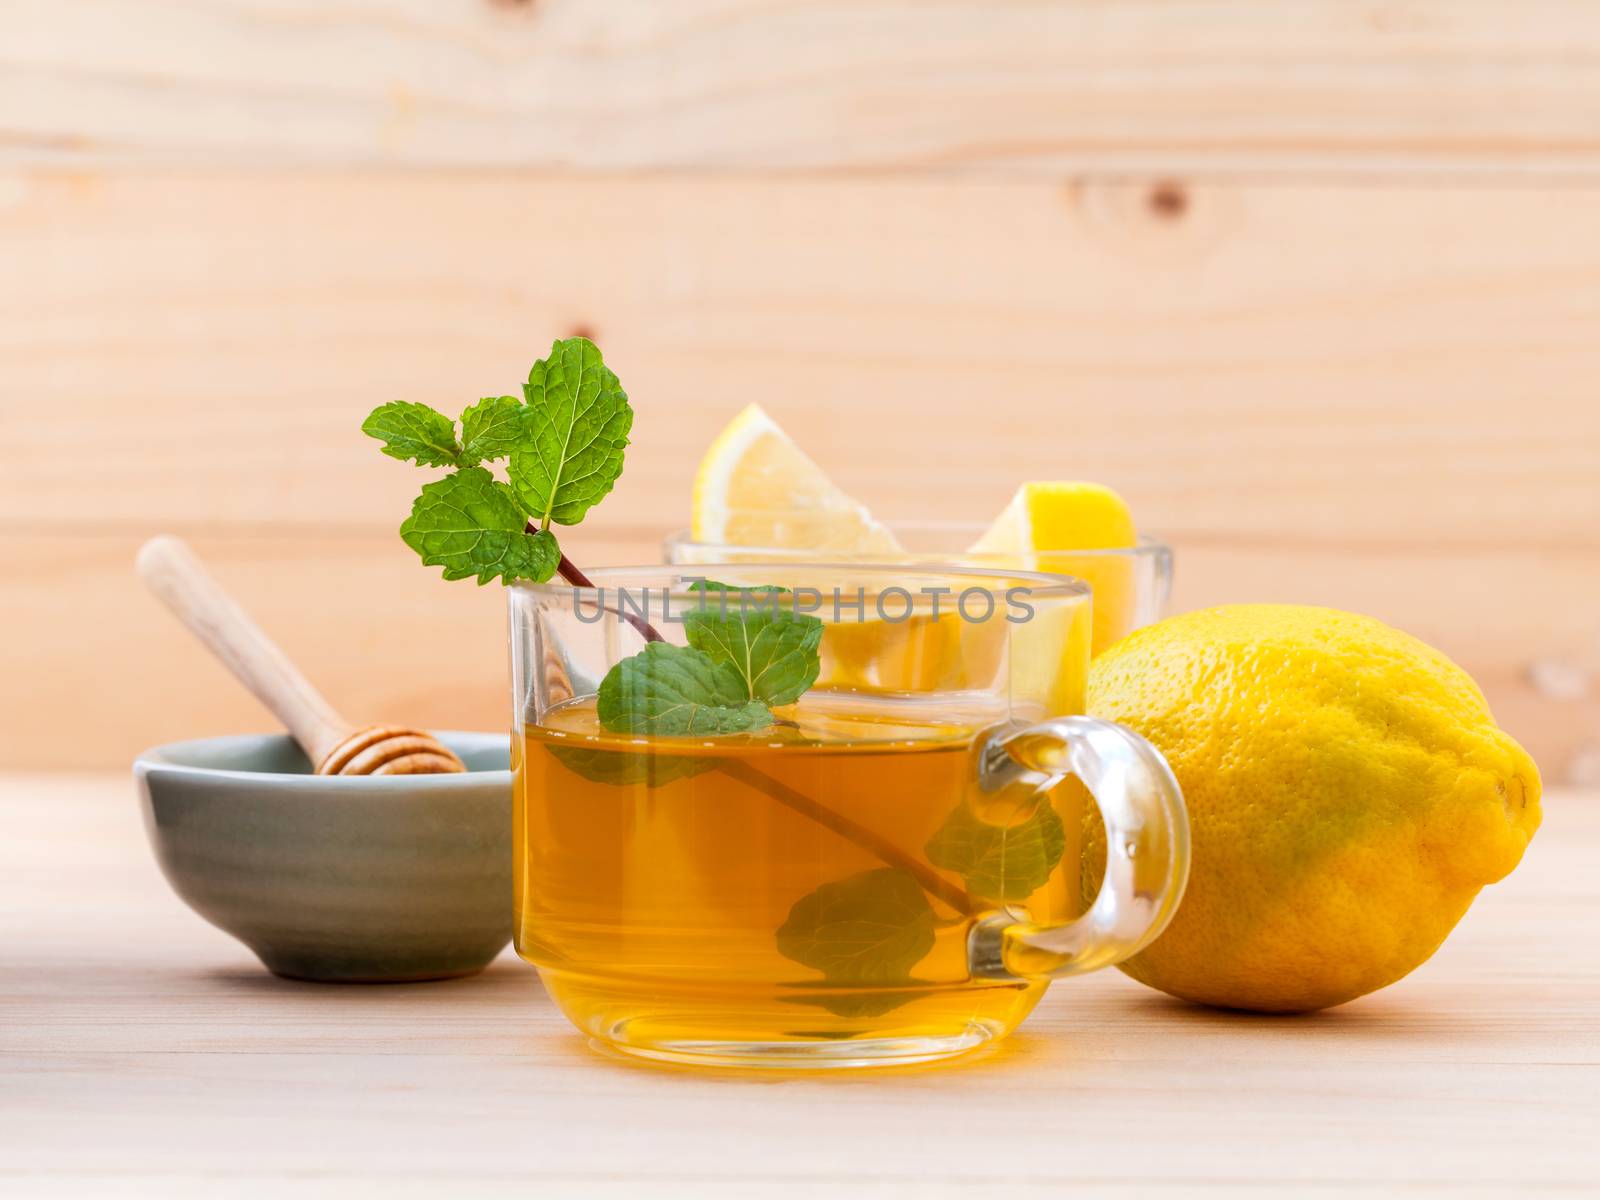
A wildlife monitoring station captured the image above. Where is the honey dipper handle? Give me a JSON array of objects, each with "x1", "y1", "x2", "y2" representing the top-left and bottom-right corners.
[{"x1": 136, "y1": 536, "x2": 351, "y2": 766}]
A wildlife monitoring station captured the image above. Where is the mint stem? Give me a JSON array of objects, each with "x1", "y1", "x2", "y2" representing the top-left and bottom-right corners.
[
  {"x1": 539, "y1": 530, "x2": 663, "y2": 644},
  {"x1": 556, "y1": 552, "x2": 662, "y2": 642},
  {"x1": 718, "y1": 759, "x2": 980, "y2": 918}
]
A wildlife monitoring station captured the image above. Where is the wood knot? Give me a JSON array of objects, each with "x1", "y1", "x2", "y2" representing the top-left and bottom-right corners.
[
  {"x1": 1147, "y1": 181, "x2": 1189, "y2": 221},
  {"x1": 567, "y1": 322, "x2": 598, "y2": 342}
]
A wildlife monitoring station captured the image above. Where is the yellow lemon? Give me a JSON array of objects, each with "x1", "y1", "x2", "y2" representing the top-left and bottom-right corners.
[{"x1": 1085, "y1": 604, "x2": 1541, "y2": 1013}]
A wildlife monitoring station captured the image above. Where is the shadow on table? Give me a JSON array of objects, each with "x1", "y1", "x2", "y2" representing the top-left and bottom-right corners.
[
  {"x1": 1113, "y1": 985, "x2": 1460, "y2": 1042},
  {"x1": 201, "y1": 952, "x2": 540, "y2": 1003}
]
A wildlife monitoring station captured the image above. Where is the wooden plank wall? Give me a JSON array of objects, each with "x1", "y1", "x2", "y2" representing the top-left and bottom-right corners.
[
  {"x1": 8, "y1": 0, "x2": 1600, "y2": 174},
  {"x1": 3, "y1": 3, "x2": 1598, "y2": 777}
]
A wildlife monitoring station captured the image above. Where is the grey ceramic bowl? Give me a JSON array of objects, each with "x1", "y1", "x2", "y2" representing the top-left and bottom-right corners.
[{"x1": 134, "y1": 731, "x2": 512, "y2": 983}]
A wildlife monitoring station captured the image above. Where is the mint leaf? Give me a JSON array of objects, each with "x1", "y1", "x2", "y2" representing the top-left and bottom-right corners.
[
  {"x1": 596, "y1": 642, "x2": 772, "y2": 736},
  {"x1": 547, "y1": 744, "x2": 715, "y2": 788},
  {"x1": 509, "y1": 337, "x2": 632, "y2": 526},
  {"x1": 683, "y1": 583, "x2": 822, "y2": 706},
  {"x1": 776, "y1": 868, "x2": 936, "y2": 988},
  {"x1": 399, "y1": 467, "x2": 559, "y2": 584},
  {"x1": 459, "y1": 395, "x2": 525, "y2": 466},
  {"x1": 362, "y1": 401, "x2": 463, "y2": 468},
  {"x1": 925, "y1": 802, "x2": 1066, "y2": 901}
]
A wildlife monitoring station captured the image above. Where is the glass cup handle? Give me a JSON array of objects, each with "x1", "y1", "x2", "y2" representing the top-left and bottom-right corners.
[{"x1": 968, "y1": 717, "x2": 1190, "y2": 981}]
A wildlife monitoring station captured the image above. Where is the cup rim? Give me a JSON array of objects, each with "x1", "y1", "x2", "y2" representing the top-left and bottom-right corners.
[
  {"x1": 133, "y1": 730, "x2": 512, "y2": 787},
  {"x1": 662, "y1": 524, "x2": 1172, "y2": 562},
  {"x1": 508, "y1": 560, "x2": 1092, "y2": 601}
]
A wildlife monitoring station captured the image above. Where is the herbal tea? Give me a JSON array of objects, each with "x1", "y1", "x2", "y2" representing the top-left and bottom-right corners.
[
  {"x1": 362, "y1": 338, "x2": 1186, "y2": 1067},
  {"x1": 513, "y1": 690, "x2": 1084, "y2": 1059}
]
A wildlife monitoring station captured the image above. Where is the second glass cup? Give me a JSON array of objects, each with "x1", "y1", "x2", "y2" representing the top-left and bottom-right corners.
[
  {"x1": 665, "y1": 521, "x2": 1174, "y2": 656},
  {"x1": 511, "y1": 564, "x2": 1188, "y2": 1068}
]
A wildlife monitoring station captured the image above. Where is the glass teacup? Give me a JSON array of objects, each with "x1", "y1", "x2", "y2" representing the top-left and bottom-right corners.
[
  {"x1": 664, "y1": 521, "x2": 1173, "y2": 656},
  {"x1": 510, "y1": 564, "x2": 1187, "y2": 1068}
]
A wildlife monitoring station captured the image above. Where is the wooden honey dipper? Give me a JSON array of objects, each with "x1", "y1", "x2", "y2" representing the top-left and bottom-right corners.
[{"x1": 137, "y1": 536, "x2": 466, "y2": 776}]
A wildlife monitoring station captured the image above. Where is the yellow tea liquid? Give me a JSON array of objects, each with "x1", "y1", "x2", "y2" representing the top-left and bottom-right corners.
[{"x1": 514, "y1": 690, "x2": 1083, "y2": 1063}]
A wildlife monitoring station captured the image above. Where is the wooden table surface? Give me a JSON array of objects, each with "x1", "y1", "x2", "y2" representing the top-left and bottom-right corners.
[{"x1": 4, "y1": 775, "x2": 1597, "y2": 1196}]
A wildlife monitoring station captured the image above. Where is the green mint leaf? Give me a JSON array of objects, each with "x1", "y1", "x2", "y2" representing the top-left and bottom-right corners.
[
  {"x1": 547, "y1": 744, "x2": 715, "y2": 788},
  {"x1": 459, "y1": 395, "x2": 526, "y2": 466},
  {"x1": 362, "y1": 401, "x2": 463, "y2": 468},
  {"x1": 924, "y1": 802, "x2": 1066, "y2": 901},
  {"x1": 509, "y1": 337, "x2": 632, "y2": 526},
  {"x1": 683, "y1": 583, "x2": 823, "y2": 706},
  {"x1": 776, "y1": 868, "x2": 936, "y2": 988},
  {"x1": 596, "y1": 642, "x2": 773, "y2": 736},
  {"x1": 399, "y1": 467, "x2": 560, "y2": 585}
]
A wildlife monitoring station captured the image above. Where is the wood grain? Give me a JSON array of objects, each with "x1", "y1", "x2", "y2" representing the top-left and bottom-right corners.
[
  {"x1": 2, "y1": 773, "x2": 1596, "y2": 1195},
  {"x1": 5, "y1": 172, "x2": 1598, "y2": 544},
  {"x1": 4, "y1": 531, "x2": 1594, "y2": 777},
  {"x1": 4, "y1": 170, "x2": 1598, "y2": 775},
  {"x1": 7, "y1": 1, "x2": 1600, "y2": 175}
]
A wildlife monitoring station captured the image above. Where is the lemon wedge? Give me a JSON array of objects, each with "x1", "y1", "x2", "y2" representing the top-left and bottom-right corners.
[
  {"x1": 971, "y1": 482, "x2": 1139, "y2": 658},
  {"x1": 969, "y1": 482, "x2": 1137, "y2": 556},
  {"x1": 691, "y1": 404, "x2": 902, "y2": 553}
]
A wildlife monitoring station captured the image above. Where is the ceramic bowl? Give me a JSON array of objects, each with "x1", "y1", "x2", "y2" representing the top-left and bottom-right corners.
[{"x1": 134, "y1": 731, "x2": 512, "y2": 983}]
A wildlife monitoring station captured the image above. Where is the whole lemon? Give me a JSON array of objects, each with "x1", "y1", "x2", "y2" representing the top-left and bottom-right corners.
[{"x1": 1085, "y1": 604, "x2": 1541, "y2": 1013}]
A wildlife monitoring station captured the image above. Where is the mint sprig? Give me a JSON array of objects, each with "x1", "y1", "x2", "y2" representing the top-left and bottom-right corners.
[
  {"x1": 362, "y1": 336, "x2": 628, "y2": 585},
  {"x1": 590, "y1": 585, "x2": 979, "y2": 1014},
  {"x1": 367, "y1": 346, "x2": 1008, "y2": 1020}
]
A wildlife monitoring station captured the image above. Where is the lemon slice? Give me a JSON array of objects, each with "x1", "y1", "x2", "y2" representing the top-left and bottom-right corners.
[{"x1": 691, "y1": 404, "x2": 903, "y2": 553}]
